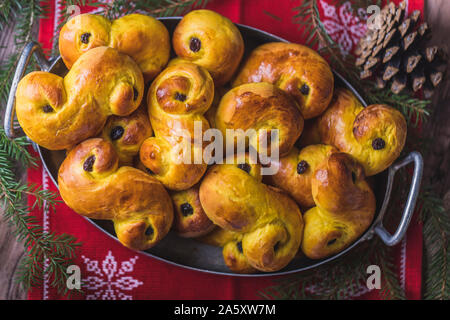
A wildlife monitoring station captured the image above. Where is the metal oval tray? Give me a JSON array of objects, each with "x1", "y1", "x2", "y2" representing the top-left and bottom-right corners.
[{"x1": 7, "y1": 17, "x2": 423, "y2": 276}]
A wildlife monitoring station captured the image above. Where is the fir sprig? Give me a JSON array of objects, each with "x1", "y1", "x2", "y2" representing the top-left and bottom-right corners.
[
  {"x1": 0, "y1": 0, "x2": 83, "y2": 296},
  {"x1": 420, "y1": 190, "x2": 450, "y2": 300},
  {"x1": 0, "y1": 0, "x2": 212, "y2": 297},
  {"x1": 0, "y1": 129, "x2": 82, "y2": 295},
  {"x1": 263, "y1": 0, "x2": 449, "y2": 300}
]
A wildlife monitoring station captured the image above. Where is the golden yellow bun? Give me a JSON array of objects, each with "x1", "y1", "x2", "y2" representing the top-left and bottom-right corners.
[
  {"x1": 215, "y1": 82, "x2": 304, "y2": 158},
  {"x1": 266, "y1": 144, "x2": 338, "y2": 208},
  {"x1": 199, "y1": 160, "x2": 304, "y2": 273},
  {"x1": 302, "y1": 152, "x2": 375, "y2": 259},
  {"x1": 58, "y1": 138, "x2": 173, "y2": 251},
  {"x1": 198, "y1": 227, "x2": 257, "y2": 274},
  {"x1": 15, "y1": 46, "x2": 144, "y2": 150},
  {"x1": 317, "y1": 88, "x2": 407, "y2": 176},
  {"x1": 139, "y1": 62, "x2": 214, "y2": 190},
  {"x1": 172, "y1": 10, "x2": 244, "y2": 86},
  {"x1": 59, "y1": 13, "x2": 170, "y2": 82},
  {"x1": 101, "y1": 104, "x2": 152, "y2": 166},
  {"x1": 233, "y1": 42, "x2": 334, "y2": 119},
  {"x1": 170, "y1": 184, "x2": 215, "y2": 238}
]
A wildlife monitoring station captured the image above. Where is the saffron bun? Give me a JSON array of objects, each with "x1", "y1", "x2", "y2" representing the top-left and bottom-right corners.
[
  {"x1": 101, "y1": 104, "x2": 152, "y2": 166},
  {"x1": 15, "y1": 46, "x2": 144, "y2": 150},
  {"x1": 199, "y1": 157, "x2": 304, "y2": 272},
  {"x1": 58, "y1": 138, "x2": 173, "y2": 251},
  {"x1": 59, "y1": 13, "x2": 170, "y2": 82},
  {"x1": 215, "y1": 82, "x2": 304, "y2": 158},
  {"x1": 139, "y1": 62, "x2": 214, "y2": 190},
  {"x1": 170, "y1": 184, "x2": 215, "y2": 238},
  {"x1": 266, "y1": 144, "x2": 338, "y2": 208},
  {"x1": 233, "y1": 42, "x2": 334, "y2": 119},
  {"x1": 171, "y1": 10, "x2": 244, "y2": 86},
  {"x1": 317, "y1": 88, "x2": 407, "y2": 176},
  {"x1": 302, "y1": 152, "x2": 376, "y2": 259}
]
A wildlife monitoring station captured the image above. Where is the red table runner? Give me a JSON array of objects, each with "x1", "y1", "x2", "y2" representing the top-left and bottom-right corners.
[{"x1": 29, "y1": 0, "x2": 424, "y2": 300}]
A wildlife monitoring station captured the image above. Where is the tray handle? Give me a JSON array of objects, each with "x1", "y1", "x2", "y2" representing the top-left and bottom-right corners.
[
  {"x1": 4, "y1": 41, "x2": 51, "y2": 139},
  {"x1": 374, "y1": 151, "x2": 423, "y2": 246}
]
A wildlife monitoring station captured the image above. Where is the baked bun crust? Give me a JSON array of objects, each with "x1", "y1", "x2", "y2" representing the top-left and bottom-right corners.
[
  {"x1": 171, "y1": 184, "x2": 215, "y2": 238},
  {"x1": 58, "y1": 138, "x2": 173, "y2": 251},
  {"x1": 172, "y1": 10, "x2": 244, "y2": 86},
  {"x1": 317, "y1": 88, "x2": 407, "y2": 176},
  {"x1": 101, "y1": 104, "x2": 152, "y2": 166},
  {"x1": 199, "y1": 161, "x2": 304, "y2": 272},
  {"x1": 302, "y1": 152, "x2": 376, "y2": 259},
  {"x1": 215, "y1": 82, "x2": 304, "y2": 158},
  {"x1": 59, "y1": 13, "x2": 170, "y2": 82},
  {"x1": 140, "y1": 62, "x2": 214, "y2": 190},
  {"x1": 233, "y1": 42, "x2": 334, "y2": 119},
  {"x1": 266, "y1": 144, "x2": 338, "y2": 208},
  {"x1": 15, "y1": 46, "x2": 144, "y2": 150}
]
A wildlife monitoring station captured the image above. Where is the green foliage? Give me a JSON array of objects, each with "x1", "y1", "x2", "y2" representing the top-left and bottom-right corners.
[
  {"x1": 0, "y1": 128, "x2": 82, "y2": 295},
  {"x1": 0, "y1": 0, "x2": 212, "y2": 297},
  {"x1": 260, "y1": 0, "x2": 449, "y2": 300},
  {"x1": 420, "y1": 191, "x2": 450, "y2": 300}
]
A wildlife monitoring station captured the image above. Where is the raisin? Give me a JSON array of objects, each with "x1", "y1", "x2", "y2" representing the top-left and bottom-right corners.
[
  {"x1": 372, "y1": 138, "x2": 386, "y2": 150},
  {"x1": 327, "y1": 238, "x2": 337, "y2": 246},
  {"x1": 274, "y1": 241, "x2": 280, "y2": 252},
  {"x1": 180, "y1": 203, "x2": 194, "y2": 217},
  {"x1": 145, "y1": 167, "x2": 154, "y2": 175},
  {"x1": 133, "y1": 87, "x2": 139, "y2": 101},
  {"x1": 351, "y1": 171, "x2": 357, "y2": 184},
  {"x1": 110, "y1": 126, "x2": 124, "y2": 141},
  {"x1": 83, "y1": 155, "x2": 96, "y2": 172},
  {"x1": 237, "y1": 163, "x2": 251, "y2": 174},
  {"x1": 80, "y1": 33, "x2": 91, "y2": 44},
  {"x1": 145, "y1": 225, "x2": 154, "y2": 237},
  {"x1": 42, "y1": 105, "x2": 53, "y2": 113},
  {"x1": 300, "y1": 84, "x2": 310, "y2": 95},
  {"x1": 297, "y1": 160, "x2": 309, "y2": 174},
  {"x1": 174, "y1": 92, "x2": 187, "y2": 102},
  {"x1": 236, "y1": 241, "x2": 243, "y2": 253},
  {"x1": 189, "y1": 37, "x2": 201, "y2": 52}
]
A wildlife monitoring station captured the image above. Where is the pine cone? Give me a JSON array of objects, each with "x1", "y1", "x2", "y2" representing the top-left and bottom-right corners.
[{"x1": 355, "y1": 1, "x2": 447, "y2": 98}]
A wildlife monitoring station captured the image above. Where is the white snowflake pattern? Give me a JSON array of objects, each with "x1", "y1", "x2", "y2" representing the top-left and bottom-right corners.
[
  {"x1": 81, "y1": 251, "x2": 143, "y2": 300},
  {"x1": 319, "y1": 0, "x2": 367, "y2": 55}
]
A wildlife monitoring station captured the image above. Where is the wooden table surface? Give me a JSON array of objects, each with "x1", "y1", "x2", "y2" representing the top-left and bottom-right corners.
[{"x1": 0, "y1": 0, "x2": 449, "y2": 299}]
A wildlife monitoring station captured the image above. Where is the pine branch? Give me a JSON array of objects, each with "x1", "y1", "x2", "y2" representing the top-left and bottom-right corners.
[
  {"x1": 0, "y1": 0, "x2": 21, "y2": 30},
  {"x1": 0, "y1": 127, "x2": 37, "y2": 167},
  {"x1": 420, "y1": 191, "x2": 450, "y2": 300},
  {"x1": 259, "y1": 237, "x2": 405, "y2": 300},
  {"x1": 0, "y1": 2, "x2": 83, "y2": 294},
  {"x1": 0, "y1": 0, "x2": 42, "y2": 110},
  {"x1": 0, "y1": 137, "x2": 82, "y2": 295},
  {"x1": 365, "y1": 88, "x2": 431, "y2": 127}
]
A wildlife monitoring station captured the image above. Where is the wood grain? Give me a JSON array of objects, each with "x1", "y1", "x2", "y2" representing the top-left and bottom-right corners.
[
  {"x1": 0, "y1": 20, "x2": 37, "y2": 300},
  {"x1": 0, "y1": 0, "x2": 449, "y2": 300},
  {"x1": 424, "y1": 0, "x2": 450, "y2": 206}
]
